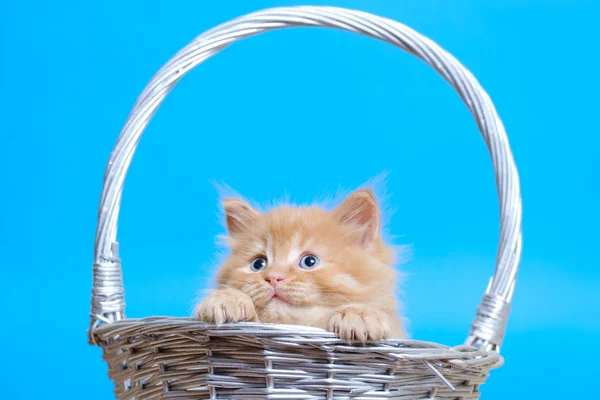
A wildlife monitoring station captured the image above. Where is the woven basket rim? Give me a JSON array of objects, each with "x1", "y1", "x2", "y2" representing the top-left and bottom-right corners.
[{"x1": 94, "y1": 316, "x2": 502, "y2": 368}]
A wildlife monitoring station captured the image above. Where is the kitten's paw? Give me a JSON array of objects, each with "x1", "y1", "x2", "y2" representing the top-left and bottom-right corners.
[
  {"x1": 327, "y1": 305, "x2": 391, "y2": 343},
  {"x1": 194, "y1": 288, "x2": 258, "y2": 325}
]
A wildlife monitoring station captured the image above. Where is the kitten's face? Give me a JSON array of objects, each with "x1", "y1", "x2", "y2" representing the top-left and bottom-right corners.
[{"x1": 216, "y1": 190, "x2": 396, "y2": 323}]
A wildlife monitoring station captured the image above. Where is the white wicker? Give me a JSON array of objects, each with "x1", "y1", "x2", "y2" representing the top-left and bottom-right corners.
[{"x1": 89, "y1": 6, "x2": 523, "y2": 399}]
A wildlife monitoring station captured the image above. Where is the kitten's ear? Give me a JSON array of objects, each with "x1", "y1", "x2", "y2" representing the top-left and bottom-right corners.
[
  {"x1": 223, "y1": 198, "x2": 259, "y2": 236},
  {"x1": 333, "y1": 189, "x2": 380, "y2": 247}
]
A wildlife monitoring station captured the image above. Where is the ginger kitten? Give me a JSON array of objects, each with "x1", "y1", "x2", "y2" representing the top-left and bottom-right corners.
[{"x1": 194, "y1": 189, "x2": 405, "y2": 341}]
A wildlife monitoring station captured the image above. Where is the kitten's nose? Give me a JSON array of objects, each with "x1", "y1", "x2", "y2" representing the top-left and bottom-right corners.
[{"x1": 265, "y1": 274, "x2": 285, "y2": 288}]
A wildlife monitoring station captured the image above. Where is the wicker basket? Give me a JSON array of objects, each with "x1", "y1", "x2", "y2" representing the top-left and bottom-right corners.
[{"x1": 89, "y1": 6, "x2": 522, "y2": 399}]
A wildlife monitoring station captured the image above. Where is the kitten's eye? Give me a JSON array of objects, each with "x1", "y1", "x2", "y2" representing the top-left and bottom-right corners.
[
  {"x1": 250, "y1": 257, "x2": 268, "y2": 272},
  {"x1": 299, "y1": 254, "x2": 320, "y2": 269}
]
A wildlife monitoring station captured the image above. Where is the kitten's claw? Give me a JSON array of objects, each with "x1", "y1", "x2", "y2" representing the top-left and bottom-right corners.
[
  {"x1": 194, "y1": 288, "x2": 258, "y2": 324},
  {"x1": 327, "y1": 305, "x2": 391, "y2": 343}
]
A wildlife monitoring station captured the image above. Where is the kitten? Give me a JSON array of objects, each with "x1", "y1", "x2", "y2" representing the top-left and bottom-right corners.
[{"x1": 194, "y1": 189, "x2": 405, "y2": 341}]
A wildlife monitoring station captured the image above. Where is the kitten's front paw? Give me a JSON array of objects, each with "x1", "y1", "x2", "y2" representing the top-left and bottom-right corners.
[
  {"x1": 327, "y1": 305, "x2": 391, "y2": 343},
  {"x1": 194, "y1": 288, "x2": 258, "y2": 325}
]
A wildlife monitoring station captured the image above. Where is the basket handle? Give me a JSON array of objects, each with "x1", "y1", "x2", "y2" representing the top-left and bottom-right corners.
[{"x1": 89, "y1": 6, "x2": 522, "y2": 351}]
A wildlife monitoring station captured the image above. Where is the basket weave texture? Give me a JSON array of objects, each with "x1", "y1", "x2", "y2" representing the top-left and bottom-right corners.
[
  {"x1": 90, "y1": 6, "x2": 522, "y2": 399},
  {"x1": 98, "y1": 318, "x2": 503, "y2": 399}
]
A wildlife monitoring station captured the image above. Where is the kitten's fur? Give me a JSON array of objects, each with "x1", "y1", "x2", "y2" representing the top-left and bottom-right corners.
[{"x1": 195, "y1": 189, "x2": 405, "y2": 341}]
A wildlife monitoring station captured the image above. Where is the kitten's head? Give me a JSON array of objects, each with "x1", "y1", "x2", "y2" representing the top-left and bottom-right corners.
[{"x1": 216, "y1": 189, "x2": 398, "y2": 321}]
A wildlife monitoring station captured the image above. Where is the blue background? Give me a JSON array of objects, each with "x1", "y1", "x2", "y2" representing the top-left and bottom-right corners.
[{"x1": 1, "y1": 0, "x2": 598, "y2": 398}]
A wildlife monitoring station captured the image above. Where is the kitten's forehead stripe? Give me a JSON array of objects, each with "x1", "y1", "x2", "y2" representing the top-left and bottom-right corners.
[
  {"x1": 290, "y1": 232, "x2": 300, "y2": 250},
  {"x1": 286, "y1": 246, "x2": 302, "y2": 266},
  {"x1": 285, "y1": 232, "x2": 302, "y2": 265},
  {"x1": 265, "y1": 233, "x2": 274, "y2": 263}
]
